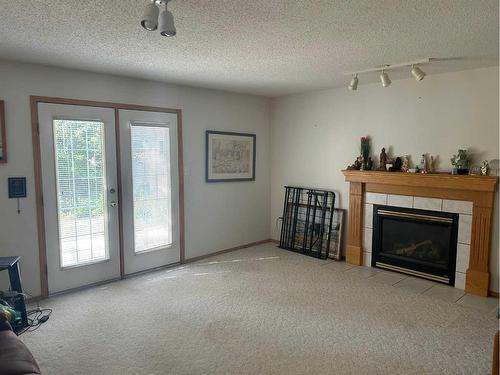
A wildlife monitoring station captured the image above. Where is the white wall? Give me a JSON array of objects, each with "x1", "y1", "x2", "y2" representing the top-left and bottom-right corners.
[
  {"x1": 0, "y1": 61, "x2": 271, "y2": 297},
  {"x1": 270, "y1": 66, "x2": 499, "y2": 292}
]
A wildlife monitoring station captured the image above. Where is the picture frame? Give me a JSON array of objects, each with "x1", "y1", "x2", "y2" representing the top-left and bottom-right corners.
[
  {"x1": 0, "y1": 100, "x2": 7, "y2": 164},
  {"x1": 328, "y1": 208, "x2": 345, "y2": 260},
  {"x1": 206, "y1": 130, "x2": 256, "y2": 182}
]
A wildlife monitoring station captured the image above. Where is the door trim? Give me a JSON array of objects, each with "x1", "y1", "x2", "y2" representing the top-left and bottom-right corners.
[{"x1": 30, "y1": 96, "x2": 184, "y2": 297}]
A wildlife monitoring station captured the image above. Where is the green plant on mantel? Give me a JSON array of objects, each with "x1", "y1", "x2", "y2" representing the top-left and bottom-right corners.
[{"x1": 450, "y1": 149, "x2": 470, "y2": 169}]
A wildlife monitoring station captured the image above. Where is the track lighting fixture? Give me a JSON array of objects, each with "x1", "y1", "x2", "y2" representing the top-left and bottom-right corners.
[
  {"x1": 140, "y1": 0, "x2": 176, "y2": 37},
  {"x1": 380, "y1": 71, "x2": 391, "y2": 87},
  {"x1": 141, "y1": 1, "x2": 160, "y2": 31},
  {"x1": 348, "y1": 74, "x2": 358, "y2": 91},
  {"x1": 344, "y1": 58, "x2": 437, "y2": 90},
  {"x1": 411, "y1": 65, "x2": 426, "y2": 81}
]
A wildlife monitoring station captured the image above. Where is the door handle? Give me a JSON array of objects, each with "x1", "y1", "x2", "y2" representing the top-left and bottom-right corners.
[{"x1": 110, "y1": 201, "x2": 117, "y2": 207}]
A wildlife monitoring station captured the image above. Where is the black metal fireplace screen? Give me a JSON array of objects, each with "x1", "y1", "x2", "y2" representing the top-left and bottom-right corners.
[
  {"x1": 372, "y1": 205, "x2": 459, "y2": 285},
  {"x1": 279, "y1": 186, "x2": 336, "y2": 259}
]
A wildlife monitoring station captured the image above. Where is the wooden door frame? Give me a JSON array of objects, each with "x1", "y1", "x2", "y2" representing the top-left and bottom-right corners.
[{"x1": 30, "y1": 96, "x2": 185, "y2": 298}]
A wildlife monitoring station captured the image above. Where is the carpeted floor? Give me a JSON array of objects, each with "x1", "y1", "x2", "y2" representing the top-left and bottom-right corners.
[{"x1": 21, "y1": 243, "x2": 498, "y2": 374}]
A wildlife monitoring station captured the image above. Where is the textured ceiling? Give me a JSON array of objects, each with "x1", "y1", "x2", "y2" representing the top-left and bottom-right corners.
[{"x1": 0, "y1": 0, "x2": 498, "y2": 97}]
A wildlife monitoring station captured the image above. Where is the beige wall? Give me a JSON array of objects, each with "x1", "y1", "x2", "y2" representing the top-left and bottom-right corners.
[
  {"x1": 0, "y1": 61, "x2": 271, "y2": 296},
  {"x1": 270, "y1": 66, "x2": 499, "y2": 292}
]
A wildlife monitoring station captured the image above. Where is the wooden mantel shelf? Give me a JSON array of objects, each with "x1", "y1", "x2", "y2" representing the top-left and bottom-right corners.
[
  {"x1": 342, "y1": 170, "x2": 498, "y2": 192},
  {"x1": 341, "y1": 169, "x2": 498, "y2": 297}
]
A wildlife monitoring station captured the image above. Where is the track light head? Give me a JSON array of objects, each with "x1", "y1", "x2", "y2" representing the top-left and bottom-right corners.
[
  {"x1": 380, "y1": 71, "x2": 391, "y2": 87},
  {"x1": 348, "y1": 74, "x2": 359, "y2": 91},
  {"x1": 159, "y1": 6, "x2": 176, "y2": 37},
  {"x1": 140, "y1": 1, "x2": 160, "y2": 31},
  {"x1": 411, "y1": 65, "x2": 426, "y2": 81}
]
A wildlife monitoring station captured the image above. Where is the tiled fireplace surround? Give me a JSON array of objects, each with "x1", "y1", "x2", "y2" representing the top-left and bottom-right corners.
[
  {"x1": 362, "y1": 192, "x2": 472, "y2": 290},
  {"x1": 342, "y1": 170, "x2": 498, "y2": 296}
]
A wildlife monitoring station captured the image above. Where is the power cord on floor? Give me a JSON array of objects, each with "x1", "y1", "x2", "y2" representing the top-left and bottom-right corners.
[{"x1": 17, "y1": 307, "x2": 52, "y2": 335}]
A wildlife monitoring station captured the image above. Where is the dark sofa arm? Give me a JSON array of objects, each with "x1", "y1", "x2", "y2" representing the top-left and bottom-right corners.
[{"x1": 0, "y1": 313, "x2": 41, "y2": 375}]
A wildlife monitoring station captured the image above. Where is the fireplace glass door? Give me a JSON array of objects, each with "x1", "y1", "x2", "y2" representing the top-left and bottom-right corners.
[{"x1": 372, "y1": 205, "x2": 459, "y2": 285}]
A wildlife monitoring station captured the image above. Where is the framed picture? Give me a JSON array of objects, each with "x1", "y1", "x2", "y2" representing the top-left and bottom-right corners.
[
  {"x1": 206, "y1": 130, "x2": 256, "y2": 182},
  {"x1": 0, "y1": 100, "x2": 6, "y2": 163},
  {"x1": 328, "y1": 208, "x2": 345, "y2": 260}
]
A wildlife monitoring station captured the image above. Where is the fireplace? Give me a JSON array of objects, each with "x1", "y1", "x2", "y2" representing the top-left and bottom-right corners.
[{"x1": 372, "y1": 205, "x2": 459, "y2": 285}]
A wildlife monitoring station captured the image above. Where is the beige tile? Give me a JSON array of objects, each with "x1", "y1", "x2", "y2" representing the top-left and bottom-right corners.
[
  {"x1": 346, "y1": 265, "x2": 382, "y2": 279},
  {"x1": 363, "y1": 251, "x2": 372, "y2": 267},
  {"x1": 442, "y1": 199, "x2": 473, "y2": 215},
  {"x1": 393, "y1": 276, "x2": 436, "y2": 294},
  {"x1": 387, "y1": 194, "x2": 413, "y2": 208},
  {"x1": 369, "y1": 270, "x2": 408, "y2": 285},
  {"x1": 363, "y1": 203, "x2": 373, "y2": 229},
  {"x1": 363, "y1": 228, "x2": 373, "y2": 252},
  {"x1": 455, "y1": 244, "x2": 470, "y2": 273},
  {"x1": 456, "y1": 294, "x2": 499, "y2": 313},
  {"x1": 365, "y1": 192, "x2": 387, "y2": 205},
  {"x1": 458, "y1": 214, "x2": 472, "y2": 245},
  {"x1": 423, "y1": 284, "x2": 465, "y2": 303},
  {"x1": 454, "y1": 272, "x2": 466, "y2": 290},
  {"x1": 413, "y1": 197, "x2": 442, "y2": 211}
]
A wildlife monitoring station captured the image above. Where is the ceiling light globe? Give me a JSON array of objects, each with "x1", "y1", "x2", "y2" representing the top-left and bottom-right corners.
[
  {"x1": 348, "y1": 75, "x2": 358, "y2": 91},
  {"x1": 380, "y1": 71, "x2": 391, "y2": 87},
  {"x1": 141, "y1": 2, "x2": 160, "y2": 31},
  {"x1": 411, "y1": 66, "x2": 426, "y2": 81},
  {"x1": 159, "y1": 9, "x2": 176, "y2": 37}
]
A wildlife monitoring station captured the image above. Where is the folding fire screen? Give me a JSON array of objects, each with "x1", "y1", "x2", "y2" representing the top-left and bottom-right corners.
[{"x1": 279, "y1": 186, "x2": 337, "y2": 260}]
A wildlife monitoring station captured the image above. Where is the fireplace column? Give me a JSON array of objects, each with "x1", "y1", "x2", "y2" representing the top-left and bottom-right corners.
[
  {"x1": 346, "y1": 181, "x2": 364, "y2": 265},
  {"x1": 466, "y1": 202, "x2": 494, "y2": 296}
]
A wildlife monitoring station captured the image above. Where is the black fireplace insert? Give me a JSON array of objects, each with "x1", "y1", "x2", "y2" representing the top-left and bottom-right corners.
[{"x1": 371, "y1": 205, "x2": 459, "y2": 285}]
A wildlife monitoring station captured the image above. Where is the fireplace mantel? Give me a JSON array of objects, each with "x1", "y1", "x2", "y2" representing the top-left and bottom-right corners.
[{"x1": 342, "y1": 170, "x2": 498, "y2": 296}]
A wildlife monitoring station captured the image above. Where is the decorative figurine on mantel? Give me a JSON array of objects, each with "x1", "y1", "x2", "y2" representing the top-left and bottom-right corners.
[
  {"x1": 378, "y1": 148, "x2": 388, "y2": 171},
  {"x1": 429, "y1": 155, "x2": 435, "y2": 173},
  {"x1": 367, "y1": 157, "x2": 373, "y2": 171},
  {"x1": 451, "y1": 149, "x2": 470, "y2": 175},
  {"x1": 480, "y1": 160, "x2": 489, "y2": 175},
  {"x1": 401, "y1": 155, "x2": 410, "y2": 173},
  {"x1": 419, "y1": 154, "x2": 428, "y2": 173},
  {"x1": 347, "y1": 156, "x2": 363, "y2": 170}
]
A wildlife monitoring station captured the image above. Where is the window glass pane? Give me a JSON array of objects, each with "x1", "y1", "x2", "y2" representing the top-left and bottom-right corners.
[
  {"x1": 53, "y1": 120, "x2": 108, "y2": 267},
  {"x1": 131, "y1": 124, "x2": 172, "y2": 252}
]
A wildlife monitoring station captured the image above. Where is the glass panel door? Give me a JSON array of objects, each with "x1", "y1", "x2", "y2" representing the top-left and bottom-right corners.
[
  {"x1": 119, "y1": 109, "x2": 180, "y2": 275},
  {"x1": 39, "y1": 104, "x2": 120, "y2": 294}
]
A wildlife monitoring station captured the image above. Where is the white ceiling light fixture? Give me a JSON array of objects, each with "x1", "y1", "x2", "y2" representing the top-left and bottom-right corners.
[
  {"x1": 411, "y1": 65, "x2": 426, "y2": 81},
  {"x1": 159, "y1": 3, "x2": 176, "y2": 37},
  {"x1": 140, "y1": 0, "x2": 176, "y2": 37},
  {"x1": 380, "y1": 71, "x2": 391, "y2": 87},
  {"x1": 345, "y1": 58, "x2": 437, "y2": 90},
  {"x1": 348, "y1": 74, "x2": 358, "y2": 91},
  {"x1": 140, "y1": 1, "x2": 160, "y2": 31}
]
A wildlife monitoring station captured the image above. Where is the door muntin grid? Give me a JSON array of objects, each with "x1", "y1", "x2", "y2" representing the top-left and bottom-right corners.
[
  {"x1": 53, "y1": 119, "x2": 110, "y2": 268},
  {"x1": 130, "y1": 123, "x2": 172, "y2": 253}
]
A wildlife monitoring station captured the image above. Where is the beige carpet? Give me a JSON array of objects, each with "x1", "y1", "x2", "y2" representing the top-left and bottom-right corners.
[{"x1": 21, "y1": 243, "x2": 498, "y2": 374}]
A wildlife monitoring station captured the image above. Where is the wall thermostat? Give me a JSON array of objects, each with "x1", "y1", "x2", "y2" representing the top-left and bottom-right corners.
[{"x1": 8, "y1": 177, "x2": 27, "y2": 198}]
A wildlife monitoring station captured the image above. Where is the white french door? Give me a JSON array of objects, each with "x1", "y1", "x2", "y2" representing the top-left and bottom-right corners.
[
  {"x1": 39, "y1": 104, "x2": 121, "y2": 293},
  {"x1": 118, "y1": 109, "x2": 180, "y2": 275},
  {"x1": 39, "y1": 103, "x2": 180, "y2": 293}
]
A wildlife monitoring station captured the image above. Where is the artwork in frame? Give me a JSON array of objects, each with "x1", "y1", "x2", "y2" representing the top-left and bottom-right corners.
[
  {"x1": 206, "y1": 130, "x2": 256, "y2": 182},
  {"x1": 0, "y1": 100, "x2": 6, "y2": 163},
  {"x1": 328, "y1": 208, "x2": 345, "y2": 261}
]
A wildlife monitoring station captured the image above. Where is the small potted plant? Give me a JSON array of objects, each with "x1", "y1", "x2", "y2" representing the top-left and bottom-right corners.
[
  {"x1": 451, "y1": 149, "x2": 470, "y2": 175},
  {"x1": 360, "y1": 136, "x2": 370, "y2": 170}
]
